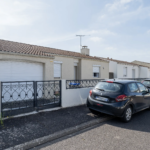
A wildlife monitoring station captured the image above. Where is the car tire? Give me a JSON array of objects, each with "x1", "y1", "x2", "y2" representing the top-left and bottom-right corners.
[
  {"x1": 89, "y1": 108, "x2": 99, "y2": 115},
  {"x1": 121, "y1": 106, "x2": 132, "y2": 122}
]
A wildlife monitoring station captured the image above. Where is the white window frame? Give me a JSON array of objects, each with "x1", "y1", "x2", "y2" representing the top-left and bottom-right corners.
[
  {"x1": 93, "y1": 65, "x2": 100, "y2": 78},
  {"x1": 54, "y1": 61, "x2": 62, "y2": 78}
]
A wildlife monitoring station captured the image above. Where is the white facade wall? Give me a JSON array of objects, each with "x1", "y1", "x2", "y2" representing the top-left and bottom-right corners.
[
  {"x1": 139, "y1": 67, "x2": 149, "y2": 78},
  {"x1": 117, "y1": 64, "x2": 139, "y2": 78},
  {"x1": 61, "y1": 80, "x2": 92, "y2": 108},
  {"x1": 109, "y1": 61, "x2": 117, "y2": 78}
]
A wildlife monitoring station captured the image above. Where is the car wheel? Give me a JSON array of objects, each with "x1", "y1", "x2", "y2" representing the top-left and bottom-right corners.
[
  {"x1": 89, "y1": 108, "x2": 99, "y2": 115},
  {"x1": 122, "y1": 106, "x2": 132, "y2": 122}
]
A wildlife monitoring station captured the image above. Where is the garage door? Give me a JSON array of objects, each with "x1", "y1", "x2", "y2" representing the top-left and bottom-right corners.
[{"x1": 0, "y1": 60, "x2": 43, "y2": 81}]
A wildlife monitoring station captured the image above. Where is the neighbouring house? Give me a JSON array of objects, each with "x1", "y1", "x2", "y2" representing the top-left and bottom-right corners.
[
  {"x1": 95, "y1": 57, "x2": 150, "y2": 79},
  {"x1": 0, "y1": 39, "x2": 109, "y2": 82},
  {"x1": 132, "y1": 60, "x2": 150, "y2": 77}
]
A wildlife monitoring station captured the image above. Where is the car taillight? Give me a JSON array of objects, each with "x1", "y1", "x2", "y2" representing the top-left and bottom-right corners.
[
  {"x1": 106, "y1": 81, "x2": 113, "y2": 83},
  {"x1": 89, "y1": 90, "x2": 92, "y2": 96},
  {"x1": 116, "y1": 95, "x2": 127, "y2": 102}
]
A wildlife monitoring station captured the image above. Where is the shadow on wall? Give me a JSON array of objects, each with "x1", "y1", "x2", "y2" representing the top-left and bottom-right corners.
[{"x1": 79, "y1": 88, "x2": 92, "y2": 104}]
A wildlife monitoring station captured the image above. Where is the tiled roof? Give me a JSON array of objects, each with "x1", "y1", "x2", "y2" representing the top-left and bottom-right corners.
[
  {"x1": 133, "y1": 60, "x2": 150, "y2": 65},
  {"x1": 0, "y1": 39, "x2": 107, "y2": 62},
  {"x1": 94, "y1": 56, "x2": 150, "y2": 68}
]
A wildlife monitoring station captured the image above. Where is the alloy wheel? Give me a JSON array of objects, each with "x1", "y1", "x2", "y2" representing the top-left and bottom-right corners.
[{"x1": 126, "y1": 107, "x2": 132, "y2": 121}]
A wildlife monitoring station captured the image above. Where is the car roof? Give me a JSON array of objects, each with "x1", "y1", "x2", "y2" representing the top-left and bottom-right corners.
[{"x1": 102, "y1": 80, "x2": 139, "y2": 84}]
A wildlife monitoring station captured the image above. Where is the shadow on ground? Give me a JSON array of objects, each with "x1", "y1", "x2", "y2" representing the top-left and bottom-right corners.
[{"x1": 30, "y1": 109, "x2": 150, "y2": 150}]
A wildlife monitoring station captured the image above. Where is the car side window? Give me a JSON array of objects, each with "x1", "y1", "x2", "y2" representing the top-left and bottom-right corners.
[
  {"x1": 128, "y1": 83, "x2": 139, "y2": 93},
  {"x1": 143, "y1": 81, "x2": 150, "y2": 87},
  {"x1": 137, "y1": 83, "x2": 148, "y2": 93}
]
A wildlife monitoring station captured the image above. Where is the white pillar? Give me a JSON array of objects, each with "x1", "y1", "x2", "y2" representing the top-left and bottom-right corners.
[
  {"x1": 61, "y1": 79, "x2": 66, "y2": 107},
  {"x1": 0, "y1": 82, "x2": 1, "y2": 117}
]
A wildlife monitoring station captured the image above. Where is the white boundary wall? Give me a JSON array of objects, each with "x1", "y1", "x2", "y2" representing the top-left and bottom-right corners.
[
  {"x1": 61, "y1": 80, "x2": 93, "y2": 108},
  {"x1": 0, "y1": 82, "x2": 1, "y2": 117}
]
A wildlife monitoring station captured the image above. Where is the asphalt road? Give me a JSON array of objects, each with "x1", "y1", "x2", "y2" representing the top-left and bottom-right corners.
[{"x1": 31, "y1": 109, "x2": 150, "y2": 150}]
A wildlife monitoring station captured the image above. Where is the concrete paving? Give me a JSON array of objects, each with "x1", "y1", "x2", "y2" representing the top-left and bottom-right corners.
[{"x1": 31, "y1": 109, "x2": 150, "y2": 150}]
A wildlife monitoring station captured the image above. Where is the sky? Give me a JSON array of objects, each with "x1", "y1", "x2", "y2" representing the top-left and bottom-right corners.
[{"x1": 0, "y1": 0, "x2": 150, "y2": 62}]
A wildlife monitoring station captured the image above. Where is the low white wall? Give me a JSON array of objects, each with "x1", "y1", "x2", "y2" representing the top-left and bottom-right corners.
[
  {"x1": 61, "y1": 80, "x2": 93, "y2": 108},
  {"x1": 0, "y1": 82, "x2": 1, "y2": 117}
]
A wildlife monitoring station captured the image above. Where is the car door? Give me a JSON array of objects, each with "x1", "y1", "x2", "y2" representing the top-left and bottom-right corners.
[
  {"x1": 128, "y1": 82, "x2": 143, "y2": 111},
  {"x1": 136, "y1": 82, "x2": 150, "y2": 109}
]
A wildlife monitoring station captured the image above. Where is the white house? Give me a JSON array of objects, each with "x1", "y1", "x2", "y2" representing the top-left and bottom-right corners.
[
  {"x1": 0, "y1": 39, "x2": 109, "y2": 82},
  {"x1": 95, "y1": 57, "x2": 150, "y2": 79}
]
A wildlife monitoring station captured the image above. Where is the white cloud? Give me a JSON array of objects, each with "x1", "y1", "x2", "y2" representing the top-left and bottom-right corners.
[
  {"x1": 0, "y1": 0, "x2": 43, "y2": 26},
  {"x1": 147, "y1": 30, "x2": 150, "y2": 34},
  {"x1": 106, "y1": 0, "x2": 133, "y2": 12},
  {"x1": 105, "y1": 47, "x2": 117, "y2": 51},
  {"x1": 90, "y1": 37, "x2": 103, "y2": 42},
  {"x1": 77, "y1": 29, "x2": 116, "y2": 37},
  {"x1": 96, "y1": 0, "x2": 150, "y2": 27},
  {"x1": 120, "y1": 0, "x2": 133, "y2": 4},
  {"x1": 35, "y1": 34, "x2": 76, "y2": 45}
]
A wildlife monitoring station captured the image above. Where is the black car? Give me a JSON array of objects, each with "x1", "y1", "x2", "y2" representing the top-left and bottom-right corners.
[
  {"x1": 87, "y1": 80, "x2": 150, "y2": 122},
  {"x1": 142, "y1": 80, "x2": 150, "y2": 89}
]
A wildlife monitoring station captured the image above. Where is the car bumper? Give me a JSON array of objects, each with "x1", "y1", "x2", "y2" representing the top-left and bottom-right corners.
[{"x1": 87, "y1": 96, "x2": 128, "y2": 117}]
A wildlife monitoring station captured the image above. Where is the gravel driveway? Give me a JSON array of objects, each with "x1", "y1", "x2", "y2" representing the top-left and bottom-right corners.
[{"x1": 0, "y1": 105, "x2": 108, "y2": 150}]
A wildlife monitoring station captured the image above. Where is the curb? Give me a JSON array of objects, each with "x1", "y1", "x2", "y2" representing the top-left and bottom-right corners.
[{"x1": 5, "y1": 116, "x2": 113, "y2": 150}]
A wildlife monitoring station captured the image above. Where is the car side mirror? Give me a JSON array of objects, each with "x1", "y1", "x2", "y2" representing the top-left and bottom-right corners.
[{"x1": 142, "y1": 90, "x2": 149, "y2": 95}]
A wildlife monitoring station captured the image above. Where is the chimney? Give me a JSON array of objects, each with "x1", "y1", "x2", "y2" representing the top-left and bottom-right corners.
[{"x1": 81, "y1": 46, "x2": 90, "y2": 56}]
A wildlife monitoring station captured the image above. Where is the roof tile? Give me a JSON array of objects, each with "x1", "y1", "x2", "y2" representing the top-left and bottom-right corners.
[{"x1": 0, "y1": 39, "x2": 107, "y2": 61}]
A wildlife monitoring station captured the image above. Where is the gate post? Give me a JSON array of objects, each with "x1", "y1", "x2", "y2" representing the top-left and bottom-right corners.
[
  {"x1": 0, "y1": 82, "x2": 1, "y2": 117},
  {"x1": 59, "y1": 80, "x2": 62, "y2": 107},
  {"x1": 61, "y1": 80, "x2": 66, "y2": 108},
  {"x1": 33, "y1": 81, "x2": 37, "y2": 110}
]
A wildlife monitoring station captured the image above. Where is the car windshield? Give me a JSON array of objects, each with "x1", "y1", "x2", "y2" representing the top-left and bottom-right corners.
[
  {"x1": 95, "y1": 82, "x2": 123, "y2": 92},
  {"x1": 143, "y1": 81, "x2": 150, "y2": 87}
]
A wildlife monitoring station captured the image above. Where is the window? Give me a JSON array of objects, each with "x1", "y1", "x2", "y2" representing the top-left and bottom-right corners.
[
  {"x1": 95, "y1": 82, "x2": 123, "y2": 92},
  {"x1": 128, "y1": 83, "x2": 139, "y2": 93},
  {"x1": 93, "y1": 66, "x2": 100, "y2": 78},
  {"x1": 143, "y1": 81, "x2": 150, "y2": 87},
  {"x1": 137, "y1": 83, "x2": 148, "y2": 93},
  {"x1": 54, "y1": 63, "x2": 62, "y2": 78},
  {"x1": 123, "y1": 67, "x2": 127, "y2": 77}
]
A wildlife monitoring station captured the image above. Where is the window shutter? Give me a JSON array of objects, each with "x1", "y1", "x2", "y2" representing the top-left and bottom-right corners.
[
  {"x1": 54, "y1": 64, "x2": 61, "y2": 77},
  {"x1": 93, "y1": 67, "x2": 99, "y2": 73}
]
